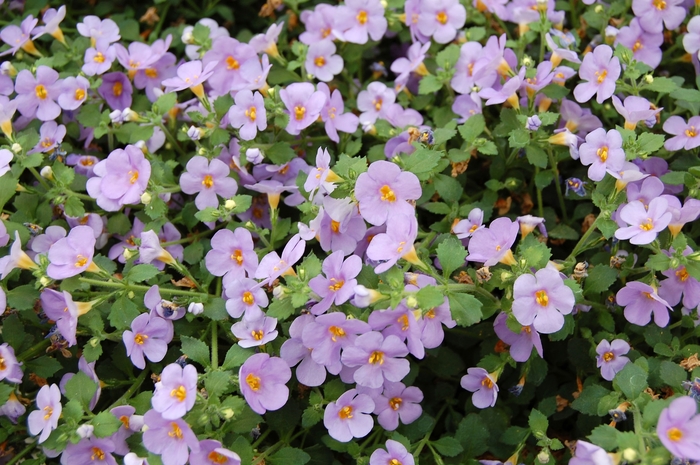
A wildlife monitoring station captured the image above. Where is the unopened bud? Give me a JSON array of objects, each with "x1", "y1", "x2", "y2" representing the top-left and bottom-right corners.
[
  {"x1": 77, "y1": 424, "x2": 94, "y2": 439},
  {"x1": 187, "y1": 125, "x2": 202, "y2": 141},
  {"x1": 123, "y1": 248, "x2": 136, "y2": 260},
  {"x1": 89, "y1": 337, "x2": 100, "y2": 348},
  {"x1": 188, "y1": 302, "x2": 204, "y2": 315},
  {"x1": 122, "y1": 108, "x2": 139, "y2": 122},
  {"x1": 141, "y1": 192, "x2": 152, "y2": 205},
  {"x1": 537, "y1": 450, "x2": 550, "y2": 464},
  {"x1": 246, "y1": 148, "x2": 263, "y2": 165},
  {"x1": 245, "y1": 221, "x2": 255, "y2": 229},
  {"x1": 405, "y1": 296, "x2": 418, "y2": 308},
  {"x1": 644, "y1": 74, "x2": 654, "y2": 84},
  {"x1": 622, "y1": 448, "x2": 637, "y2": 462},
  {"x1": 11, "y1": 143, "x2": 21, "y2": 153},
  {"x1": 128, "y1": 291, "x2": 135, "y2": 299},
  {"x1": 181, "y1": 26, "x2": 194, "y2": 44},
  {"x1": 40, "y1": 166, "x2": 53, "y2": 179},
  {"x1": 224, "y1": 199, "x2": 236, "y2": 210},
  {"x1": 221, "y1": 408, "x2": 234, "y2": 419},
  {"x1": 272, "y1": 286, "x2": 286, "y2": 299},
  {"x1": 39, "y1": 276, "x2": 52, "y2": 287},
  {"x1": 594, "y1": 4, "x2": 604, "y2": 12},
  {"x1": 197, "y1": 147, "x2": 207, "y2": 155}
]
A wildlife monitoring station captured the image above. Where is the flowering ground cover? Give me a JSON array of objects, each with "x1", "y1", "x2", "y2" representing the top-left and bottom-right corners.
[{"x1": 2, "y1": 0, "x2": 700, "y2": 464}]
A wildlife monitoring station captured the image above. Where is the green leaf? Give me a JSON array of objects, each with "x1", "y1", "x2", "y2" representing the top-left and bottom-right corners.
[
  {"x1": 213, "y1": 94, "x2": 233, "y2": 119},
  {"x1": 455, "y1": 413, "x2": 489, "y2": 457},
  {"x1": 436, "y1": 44, "x2": 460, "y2": 69},
  {"x1": 548, "y1": 224, "x2": 580, "y2": 240},
  {"x1": 525, "y1": 144, "x2": 547, "y2": 168},
  {"x1": 434, "y1": 174, "x2": 462, "y2": 203},
  {"x1": 108, "y1": 295, "x2": 141, "y2": 330},
  {"x1": 92, "y1": 410, "x2": 122, "y2": 438},
  {"x1": 659, "y1": 360, "x2": 687, "y2": 388},
  {"x1": 403, "y1": 148, "x2": 442, "y2": 179},
  {"x1": 528, "y1": 409, "x2": 549, "y2": 438},
  {"x1": 222, "y1": 345, "x2": 250, "y2": 369},
  {"x1": 77, "y1": 104, "x2": 104, "y2": 128},
  {"x1": 614, "y1": 361, "x2": 648, "y2": 400},
  {"x1": 447, "y1": 292, "x2": 483, "y2": 326},
  {"x1": 154, "y1": 92, "x2": 177, "y2": 115},
  {"x1": 107, "y1": 213, "x2": 131, "y2": 235},
  {"x1": 432, "y1": 437, "x2": 464, "y2": 457},
  {"x1": 584, "y1": 265, "x2": 618, "y2": 294},
  {"x1": 52, "y1": 161, "x2": 75, "y2": 185},
  {"x1": 192, "y1": 22, "x2": 212, "y2": 43},
  {"x1": 0, "y1": 384, "x2": 12, "y2": 408},
  {"x1": 25, "y1": 356, "x2": 62, "y2": 378},
  {"x1": 203, "y1": 297, "x2": 229, "y2": 321},
  {"x1": 477, "y1": 140, "x2": 498, "y2": 155},
  {"x1": 458, "y1": 114, "x2": 485, "y2": 143},
  {"x1": 301, "y1": 405, "x2": 323, "y2": 428},
  {"x1": 268, "y1": 447, "x2": 310, "y2": 465},
  {"x1": 0, "y1": 173, "x2": 16, "y2": 211},
  {"x1": 83, "y1": 338, "x2": 103, "y2": 363},
  {"x1": 333, "y1": 154, "x2": 368, "y2": 178},
  {"x1": 437, "y1": 237, "x2": 468, "y2": 278},
  {"x1": 535, "y1": 170, "x2": 554, "y2": 189},
  {"x1": 195, "y1": 208, "x2": 220, "y2": 223},
  {"x1": 587, "y1": 425, "x2": 619, "y2": 451},
  {"x1": 660, "y1": 171, "x2": 686, "y2": 185},
  {"x1": 65, "y1": 371, "x2": 98, "y2": 410},
  {"x1": 644, "y1": 76, "x2": 678, "y2": 94},
  {"x1": 671, "y1": 88, "x2": 700, "y2": 102},
  {"x1": 432, "y1": 127, "x2": 457, "y2": 146},
  {"x1": 637, "y1": 133, "x2": 665, "y2": 155},
  {"x1": 541, "y1": 83, "x2": 570, "y2": 99},
  {"x1": 266, "y1": 297, "x2": 296, "y2": 320},
  {"x1": 571, "y1": 384, "x2": 610, "y2": 416},
  {"x1": 205, "y1": 370, "x2": 231, "y2": 396},
  {"x1": 597, "y1": 218, "x2": 618, "y2": 239},
  {"x1": 181, "y1": 335, "x2": 210, "y2": 367},
  {"x1": 126, "y1": 264, "x2": 160, "y2": 283},
  {"x1": 418, "y1": 75, "x2": 443, "y2": 94},
  {"x1": 416, "y1": 286, "x2": 445, "y2": 311},
  {"x1": 266, "y1": 142, "x2": 296, "y2": 165}
]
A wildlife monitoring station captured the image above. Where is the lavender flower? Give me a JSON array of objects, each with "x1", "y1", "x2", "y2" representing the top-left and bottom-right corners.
[
  {"x1": 189, "y1": 440, "x2": 241, "y2": 465},
  {"x1": 0, "y1": 15, "x2": 40, "y2": 57},
  {"x1": 123, "y1": 313, "x2": 172, "y2": 369},
  {"x1": 239, "y1": 353, "x2": 291, "y2": 414},
  {"x1": 0, "y1": 232, "x2": 38, "y2": 278},
  {"x1": 306, "y1": 41, "x2": 344, "y2": 82},
  {"x1": 512, "y1": 267, "x2": 575, "y2": 334},
  {"x1": 573, "y1": 45, "x2": 620, "y2": 104},
  {"x1": 336, "y1": 0, "x2": 387, "y2": 44},
  {"x1": 143, "y1": 410, "x2": 200, "y2": 465},
  {"x1": 83, "y1": 39, "x2": 116, "y2": 76},
  {"x1": 596, "y1": 339, "x2": 630, "y2": 381},
  {"x1": 417, "y1": 0, "x2": 467, "y2": 43},
  {"x1": 231, "y1": 314, "x2": 278, "y2": 347},
  {"x1": 357, "y1": 82, "x2": 395, "y2": 124},
  {"x1": 612, "y1": 95, "x2": 661, "y2": 130},
  {"x1": 615, "y1": 18, "x2": 663, "y2": 69},
  {"x1": 280, "y1": 314, "x2": 327, "y2": 386},
  {"x1": 452, "y1": 93, "x2": 482, "y2": 123},
  {"x1": 58, "y1": 76, "x2": 90, "y2": 111},
  {"x1": 632, "y1": 0, "x2": 685, "y2": 33},
  {"x1": 40, "y1": 289, "x2": 94, "y2": 347},
  {"x1": 366, "y1": 213, "x2": 420, "y2": 274},
  {"x1": 98, "y1": 72, "x2": 132, "y2": 110},
  {"x1": 59, "y1": 356, "x2": 102, "y2": 410},
  {"x1": 391, "y1": 42, "x2": 430, "y2": 90},
  {"x1": 299, "y1": 4, "x2": 340, "y2": 44},
  {"x1": 570, "y1": 441, "x2": 613, "y2": 465},
  {"x1": 152, "y1": 363, "x2": 198, "y2": 420},
  {"x1": 0, "y1": 148, "x2": 12, "y2": 177},
  {"x1": 180, "y1": 156, "x2": 238, "y2": 210},
  {"x1": 684, "y1": 16, "x2": 700, "y2": 55},
  {"x1": 451, "y1": 42, "x2": 497, "y2": 95},
  {"x1": 206, "y1": 228, "x2": 257, "y2": 278},
  {"x1": 0, "y1": 343, "x2": 22, "y2": 383},
  {"x1": 204, "y1": 37, "x2": 256, "y2": 94},
  {"x1": 0, "y1": 392, "x2": 26, "y2": 423},
  {"x1": 579, "y1": 128, "x2": 625, "y2": 181},
  {"x1": 657, "y1": 396, "x2": 700, "y2": 461},
  {"x1": 14, "y1": 66, "x2": 63, "y2": 121},
  {"x1": 355, "y1": 160, "x2": 421, "y2": 226},
  {"x1": 46, "y1": 225, "x2": 98, "y2": 279},
  {"x1": 224, "y1": 278, "x2": 268, "y2": 320},
  {"x1": 27, "y1": 384, "x2": 62, "y2": 443},
  {"x1": 460, "y1": 367, "x2": 499, "y2": 408},
  {"x1": 309, "y1": 251, "x2": 362, "y2": 314},
  {"x1": 86, "y1": 145, "x2": 151, "y2": 211},
  {"x1": 664, "y1": 116, "x2": 700, "y2": 151},
  {"x1": 139, "y1": 230, "x2": 177, "y2": 266},
  {"x1": 615, "y1": 198, "x2": 672, "y2": 245},
  {"x1": 467, "y1": 217, "x2": 519, "y2": 266},
  {"x1": 373, "y1": 381, "x2": 423, "y2": 431},
  {"x1": 317, "y1": 83, "x2": 359, "y2": 143},
  {"x1": 279, "y1": 82, "x2": 326, "y2": 135},
  {"x1": 370, "y1": 440, "x2": 415, "y2": 465},
  {"x1": 162, "y1": 60, "x2": 217, "y2": 99},
  {"x1": 254, "y1": 233, "x2": 305, "y2": 285},
  {"x1": 301, "y1": 312, "x2": 371, "y2": 375},
  {"x1": 323, "y1": 389, "x2": 375, "y2": 442},
  {"x1": 526, "y1": 115, "x2": 542, "y2": 131},
  {"x1": 659, "y1": 250, "x2": 700, "y2": 309},
  {"x1": 61, "y1": 437, "x2": 117, "y2": 465},
  {"x1": 617, "y1": 281, "x2": 672, "y2": 327},
  {"x1": 341, "y1": 331, "x2": 410, "y2": 389},
  {"x1": 493, "y1": 312, "x2": 543, "y2": 362},
  {"x1": 77, "y1": 16, "x2": 121, "y2": 44},
  {"x1": 227, "y1": 90, "x2": 266, "y2": 141}
]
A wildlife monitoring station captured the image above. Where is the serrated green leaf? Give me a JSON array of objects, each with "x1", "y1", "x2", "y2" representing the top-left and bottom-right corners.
[
  {"x1": 584, "y1": 265, "x2": 618, "y2": 294},
  {"x1": 65, "y1": 371, "x2": 98, "y2": 410},
  {"x1": 525, "y1": 144, "x2": 547, "y2": 167},
  {"x1": 548, "y1": 224, "x2": 579, "y2": 240},
  {"x1": 108, "y1": 294, "x2": 141, "y2": 330},
  {"x1": 437, "y1": 237, "x2": 468, "y2": 278},
  {"x1": 659, "y1": 360, "x2": 686, "y2": 388},
  {"x1": 403, "y1": 148, "x2": 442, "y2": 178},
  {"x1": 528, "y1": 409, "x2": 548, "y2": 438},
  {"x1": 447, "y1": 292, "x2": 483, "y2": 326},
  {"x1": 455, "y1": 413, "x2": 489, "y2": 456},
  {"x1": 181, "y1": 335, "x2": 210, "y2": 367},
  {"x1": 535, "y1": 170, "x2": 554, "y2": 189},
  {"x1": 126, "y1": 264, "x2": 160, "y2": 283},
  {"x1": 416, "y1": 286, "x2": 444, "y2": 311},
  {"x1": 644, "y1": 76, "x2": 677, "y2": 94},
  {"x1": 418, "y1": 75, "x2": 443, "y2": 94},
  {"x1": 92, "y1": 411, "x2": 122, "y2": 438},
  {"x1": 614, "y1": 362, "x2": 648, "y2": 400},
  {"x1": 266, "y1": 142, "x2": 296, "y2": 165},
  {"x1": 434, "y1": 173, "x2": 462, "y2": 203},
  {"x1": 268, "y1": 447, "x2": 310, "y2": 465},
  {"x1": 301, "y1": 405, "x2": 324, "y2": 428},
  {"x1": 458, "y1": 114, "x2": 485, "y2": 143},
  {"x1": 432, "y1": 436, "x2": 463, "y2": 457},
  {"x1": 571, "y1": 384, "x2": 610, "y2": 416},
  {"x1": 222, "y1": 345, "x2": 251, "y2": 369},
  {"x1": 587, "y1": 425, "x2": 619, "y2": 451},
  {"x1": 637, "y1": 132, "x2": 665, "y2": 155},
  {"x1": 205, "y1": 370, "x2": 231, "y2": 396}
]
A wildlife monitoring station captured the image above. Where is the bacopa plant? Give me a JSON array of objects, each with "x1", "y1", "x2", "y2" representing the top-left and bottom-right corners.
[{"x1": 2, "y1": 0, "x2": 700, "y2": 464}]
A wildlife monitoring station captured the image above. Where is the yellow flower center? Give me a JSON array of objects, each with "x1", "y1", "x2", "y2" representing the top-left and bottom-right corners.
[
  {"x1": 653, "y1": 0, "x2": 666, "y2": 9},
  {"x1": 597, "y1": 146, "x2": 608, "y2": 162},
  {"x1": 35, "y1": 84, "x2": 48, "y2": 100},
  {"x1": 368, "y1": 351, "x2": 384, "y2": 365},
  {"x1": 134, "y1": 333, "x2": 148, "y2": 345},
  {"x1": 639, "y1": 219, "x2": 654, "y2": 231},
  {"x1": 43, "y1": 406, "x2": 53, "y2": 420},
  {"x1": 328, "y1": 278, "x2": 344, "y2": 292},
  {"x1": 521, "y1": 326, "x2": 531, "y2": 334},
  {"x1": 129, "y1": 60, "x2": 140, "y2": 69},
  {"x1": 329, "y1": 325, "x2": 346, "y2": 342},
  {"x1": 389, "y1": 460, "x2": 403, "y2": 465},
  {"x1": 356, "y1": 10, "x2": 368, "y2": 24},
  {"x1": 603, "y1": 352, "x2": 615, "y2": 362},
  {"x1": 374, "y1": 98, "x2": 383, "y2": 111},
  {"x1": 481, "y1": 377, "x2": 494, "y2": 388},
  {"x1": 426, "y1": 309, "x2": 436, "y2": 319},
  {"x1": 168, "y1": 423, "x2": 183, "y2": 439},
  {"x1": 251, "y1": 329, "x2": 264, "y2": 340},
  {"x1": 145, "y1": 68, "x2": 158, "y2": 78},
  {"x1": 676, "y1": 268, "x2": 689, "y2": 282},
  {"x1": 632, "y1": 40, "x2": 643, "y2": 52},
  {"x1": 338, "y1": 405, "x2": 353, "y2": 419},
  {"x1": 398, "y1": 314, "x2": 409, "y2": 331},
  {"x1": 119, "y1": 415, "x2": 130, "y2": 428},
  {"x1": 0, "y1": 356, "x2": 5, "y2": 371},
  {"x1": 245, "y1": 106, "x2": 257, "y2": 122},
  {"x1": 74, "y1": 88, "x2": 86, "y2": 101},
  {"x1": 202, "y1": 174, "x2": 214, "y2": 189},
  {"x1": 322, "y1": 28, "x2": 332, "y2": 38},
  {"x1": 294, "y1": 105, "x2": 306, "y2": 121},
  {"x1": 226, "y1": 56, "x2": 239, "y2": 70},
  {"x1": 467, "y1": 62, "x2": 474, "y2": 77},
  {"x1": 91, "y1": 447, "x2": 105, "y2": 461},
  {"x1": 232, "y1": 249, "x2": 244, "y2": 265},
  {"x1": 94, "y1": 52, "x2": 105, "y2": 63},
  {"x1": 246, "y1": 373, "x2": 261, "y2": 391},
  {"x1": 643, "y1": 292, "x2": 655, "y2": 300},
  {"x1": 208, "y1": 452, "x2": 229, "y2": 464},
  {"x1": 436, "y1": 11, "x2": 448, "y2": 24},
  {"x1": 667, "y1": 427, "x2": 683, "y2": 441},
  {"x1": 170, "y1": 385, "x2": 187, "y2": 402},
  {"x1": 113, "y1": 81, "x2": 123, "y2": 97},
  {"x1": 535, "y1": 290, "x2": 549, "y2": 306},
  {"x1": 331, "y1": 220, "x2": 340, "y2": 233},
  {"x1": 380, "y1": 185, "x2": 396, "y2": 202},
  {"x1": 242, "y1": 291, "x2": 255, "y2": 305},
  {"x1": 128, "y1": 170, "x2": 139, "y2": 184},
  {"x1": 81, "y1": 158, "x2": 95, "y2": 166},
  {"x1": 396, "y1": 241, "x2": 406, "y2": 254},
  {"x1": 75, "y1": 255, "x2": 88, "y2": 268},
  {"x1": 389, "y1": 397, "x2": 403, "y2": 410},
  {"x1": 314, "y1": 56, "x2": 326, "y2": 67},
  {"x1": 686, "y1": 126, "x2": 697, "y2": 138},
  {"x1": 595, "y1": 69, "x2": 608, "y2": 84}
]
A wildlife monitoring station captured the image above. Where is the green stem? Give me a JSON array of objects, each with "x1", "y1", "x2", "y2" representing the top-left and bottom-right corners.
[
  {"x1": 27, "y1": 166, "x2": 50, "y2": 190},
  {"x1": 158, "y1": 122, "x2": 188, "y2": 158},
  {"x1": 161, "y1": 225, "x2": 221, "y2": 246},
  {"x1": 547, "y1": 147, "x2": 568, "y2": 223},
  {"x1": 211, "y1": 321, "x2": 218, "y2": 369},
  {"x1": 17, "y1": 339, "x2": 51, "y2": 361},
  {"x1": 446, "y1": 283, "x2": 500, "y2": 302},
  {"x1": 567, "y1": 218, "x2": 599, "y2": 262},
  {"x1": 534, "y1": 167, "x2": 544, "y2": 218},
  {"x1": 6, "y1": 442, "x2": 36, "y2": 465},
  {"x1": 109, "y1": 368, "x2": 149, "y2": 409},
  {"x1": 413, "y1": 403, "x2": 449, "y2": 456},
  {"x1": 78, "y1": 277, "x2": 211, "y2": 298}
]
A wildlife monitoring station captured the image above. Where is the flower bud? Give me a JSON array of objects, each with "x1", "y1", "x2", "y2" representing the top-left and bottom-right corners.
[
  {"x1": 246, "y1": 148, "x2": 263, "y2": 165},
  {"x1": 122, "y1": 108, "x2": 139, "y2": 122},
  {"x1": 39, "y1": 276, "x2": 52, "y2": 287},
  {"x1": 141, "y1": 192, "x2": 152, "y2": 205},
  {"x1": 109, "y1": 109, "x2": 125, "y2": 124},
  {"x1": 594, "y1": 4, "x2": 604, "y2": 12},
  {"x1": 11, "y1": 143, "x2": 21, "y2": 153},
  {"x1": 224, "y1": 199, "x2": 236, "y2": 210},
  {"x1": 644, "y1": 74, "x2": 653, "y2": 84},
  {"x1": 40, "y1": 166, "x2": 54, "y2": 179},
  {"x1": 405, "y1": 295, "x2": 418, "y2": 308},
  {"x1": 128, "y1": 291, "x2": 135, "y2": 299},
  {"x1": 77, "y1": 424, "x2": 94, "y2": 438},
  {"x1": 187, "y1": 125, "x2": 202, "y2": 141},
  {"x1": 622, "y1": 448, "x2": 637, "y2": 462},
  {"x1": 181, "y1": 26, "x2": 194, "y2": 44},
  {"x1": 220, "y1": 408, "x2": 234, "y2": 420},
  {"x1": 188, "y1": 302, "x2": 204, "y2": 315},
  {"x1": 537, "y1": 450, "x2": 550, "y2": 464},
  {"x1": 89, "y1": 337, "x2": 100, "y2": 348},
  {"x1": 272, "y1": 286, "x2": 286, "y2": 299},
  {"x1": 197, "y1": 147, "x2": 207, "y2": 155},
  {"x1": 123, "y1": 248, "x2": 136, "y2": 260}
]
